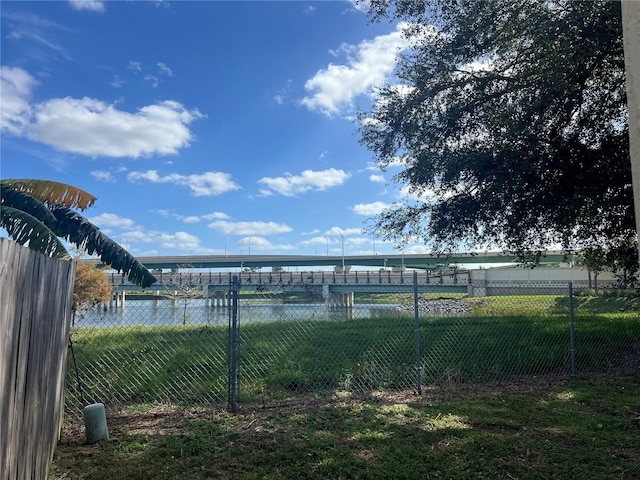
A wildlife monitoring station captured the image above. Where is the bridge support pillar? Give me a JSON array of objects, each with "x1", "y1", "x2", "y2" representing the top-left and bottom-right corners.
[
  {"x1": 203, "y1": 285, "x2": 210, "y2": 306},
  {"x1": 344, "y1": 292, "x2": 354, "y2": 307},
  {"x1": 210, "y1": 291, "x2": 229, "y2": 307},
  {"x1": 111, "y1": 291, "x2": 126, "y2": 308},
  {"x1": 323, "y1": 285, "x2": 354, "y2": 308}
]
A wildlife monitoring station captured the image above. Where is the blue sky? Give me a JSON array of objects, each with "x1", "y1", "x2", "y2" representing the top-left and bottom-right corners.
[{"x1": 1, "y1": 0, "x2": 424, "y2": 259}]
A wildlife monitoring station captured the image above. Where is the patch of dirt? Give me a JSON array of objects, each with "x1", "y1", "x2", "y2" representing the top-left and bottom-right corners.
[
  {"x1": 59, "y1": 375, "x2": 597, "y2": 445},
  {"x1": 60, "y1": 405, "x2": 219, "y2": 444}
]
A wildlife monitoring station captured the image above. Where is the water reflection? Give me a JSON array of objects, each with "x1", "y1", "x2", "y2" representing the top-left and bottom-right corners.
[{"x1": 81, "y1": 299, "x2": 404, "y2": 328}]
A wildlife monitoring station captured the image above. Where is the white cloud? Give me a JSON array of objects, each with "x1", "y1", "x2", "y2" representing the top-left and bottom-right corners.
[
  {"x1": 369, "y1": 174, "x2": 385, "y2": 183},
  {"x1": 3, "y1": 12, "x2": 72, "y2": 62},
  {"x1": 258, "y1": 168, "x2": 350, "y2": 196},
  {"x1": 110, "y1": 74, "x2": 125, "y2": 88},
  {"x1": 238, "y1": 236, "x2": 296, "y2": 251},
  {"x1": 345, "y1": 0, "x2": 370, "y2": 13},
  {"x1": 69, "y1": 0, "x2": 105, "y2": 12},
  {"x1": 90, "y1": 170, "x2": 114, "y2": 182},
  {"x1": 157, "y1": 62, "x2": 174, "y2": 76},
  {"x1": 201, "y1": 212, "x2": 230, "y2": 220},
  {"x1": 119, "y1": 229, "x2": 206, "y2": 252},
  {"x1": 1, "y1": 66, "x2": 36, "y2": 135},
  {"x1": 403, "y1": 244, "x2": 431, "y2": 254},
  {"x1": 346, "y1": 237, "x2": 371, "y2": 247},
  {"x1": 157, "y1": 231, "x2": 201, "y2": 250},
  {"x1": 1, "y1": 67, "x2": 205, "y2": 158},
  {"x1": 363, "y1": 162, "x2": 378, "y2": 171},
  {"x1": 353, "y1": 201, "x2": 391, "y2": 216},
  {"x1": 208, "y1": 220, "x2": 292, "y2": 236},
  {"x1": 128, "y1": 61, "x2": 142, "y2": 73},
  {"x1": 115, "y1": 230, "x2": 149, "y2": 244},
  {"x1": 144, "y1": 74, "x2": 159, "y2": 87},
  {"x1": 128, "y1": 170, "x2": 239, "y2": 196},
  {"x1": 325, "y1": 227, "x2": 363, "y2": 236},
  {"x1": 28, "y1": 97, "x2": 203, "y2": 158},
  {"x1": 152, "y1": 210, "x2": 231, "y2": 223},
  {"x1": 88, "y1": 213, "x2": 137, "y2": 229},
  {"x1": 300, "y1": 236, "x2": 331, "y2": 246},
  {"x1": 273, "y1": 79, "x2": 293, "y2": 106},
  {"x1": 300, "y1": 23, "x2": 409, "y2": 117}
]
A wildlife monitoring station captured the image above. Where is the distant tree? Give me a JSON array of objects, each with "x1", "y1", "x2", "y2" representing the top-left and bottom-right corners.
[
  {"x1": 358, "y1": 0, "x2": 631, "y2": 260},
  {"x1": 72, "y1": 261, "x2": 112, "y2": 324},
  {"x1": 579, "y1": 246, "x2": 608, "y2": 290},
  {"x1": 0, "y1": 179, "x2": 156, "y2": 287},
  {"x1": 163, "y1": 266, "x2": 201, "y2": 325}
]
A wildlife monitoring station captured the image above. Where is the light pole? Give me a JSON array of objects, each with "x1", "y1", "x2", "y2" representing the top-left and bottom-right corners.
[
  {"x1": 341, "y1": 233, "x2": 345, "y2": 270},
  {"x1": 326, "y1": 237, "x2": 329, "y2": 256}
]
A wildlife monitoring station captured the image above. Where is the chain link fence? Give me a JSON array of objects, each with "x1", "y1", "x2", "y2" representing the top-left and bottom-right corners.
[{"x1": 64, "y1": 272, "x2": 640, "y2": 417}]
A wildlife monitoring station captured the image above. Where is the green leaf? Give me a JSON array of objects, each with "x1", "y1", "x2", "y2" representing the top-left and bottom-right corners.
[
  {"x1": 0, "y1": 205, "x2": 69, "y2": 258},
  {"x1": 1, "y1": 185, "x2": 59, "y2": 226},
  {"x1": 49, "y1": 205, "x2": 157, "y2": 288}
]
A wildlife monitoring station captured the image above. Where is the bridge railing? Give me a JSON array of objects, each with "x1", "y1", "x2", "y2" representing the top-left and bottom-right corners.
[{"x1": 106, "y1": 269, "x2": 470, "y2": 288}]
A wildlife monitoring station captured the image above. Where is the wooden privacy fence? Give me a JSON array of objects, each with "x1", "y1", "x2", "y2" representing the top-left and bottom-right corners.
[{"x1": 0, "y1": 239, "x2": 76, "y2": 480}]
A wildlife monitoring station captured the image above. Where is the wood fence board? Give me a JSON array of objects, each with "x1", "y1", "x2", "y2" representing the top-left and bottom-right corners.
[{"x1": 0, "y1": 239, "x2": 76, "y2": 480}]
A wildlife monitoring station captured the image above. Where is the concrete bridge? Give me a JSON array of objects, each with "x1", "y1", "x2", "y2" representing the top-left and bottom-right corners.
[
  {"x1": 106, "y1": 269, "x2": 470, "y2": 308},
  {"x1": 105, "y1": 265, "x2": 605, "y2": 308},
  {"x1": 92, "y1": 251, "x2": 570, "y2": 271}
]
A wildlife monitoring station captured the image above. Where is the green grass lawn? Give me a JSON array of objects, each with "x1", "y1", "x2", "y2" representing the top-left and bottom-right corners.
[
  {"x1": 58, "y1": 294, "x2": 640, "y2": 478},
  {"x1": 51, "y1": 377, "x2": 640, "y2": 480}
]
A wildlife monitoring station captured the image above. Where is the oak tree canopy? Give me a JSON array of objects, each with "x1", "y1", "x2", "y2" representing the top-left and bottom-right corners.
[{"x1": 358, "y1": 0, "x2": 631, "y2": 261}]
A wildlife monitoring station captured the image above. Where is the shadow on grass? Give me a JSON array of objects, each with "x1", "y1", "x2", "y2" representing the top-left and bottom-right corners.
[{"x1": 52, "y1": 377, "x2": 640, "y2": 480}]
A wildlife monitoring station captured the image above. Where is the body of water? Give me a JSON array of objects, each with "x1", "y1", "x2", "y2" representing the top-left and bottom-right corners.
[{"x1": 76, "y1": 299, "x2": 405, "y2": 328}]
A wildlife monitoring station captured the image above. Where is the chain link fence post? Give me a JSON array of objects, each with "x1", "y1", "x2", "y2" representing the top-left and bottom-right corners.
[
  {"x1": 228, "y1": 275, "x2": 239, "y2": 413},
  {"x1": 569, "y1": 281, "x2": 577, "y2": 379},
  {"x1": 413, "y1": 270, "x2": 422, "y2": 395}
]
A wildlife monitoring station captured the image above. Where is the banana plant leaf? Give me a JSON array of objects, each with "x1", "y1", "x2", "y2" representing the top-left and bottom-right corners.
[
  {"x1": 1, "y1": 178, "x2": 156, "y2": 287},
  {"x1": 0, "y1": 205, "x2": 69, "y2": 258},
  {"x1": 1, "y1": 185, "x2": 59, "y2": 226},
  {"x1": 0, "y1": 179, "x2": 97, "y2": 211},
  {"x1": 50, "y1": 205, "x2": 157, "y2": 288}
]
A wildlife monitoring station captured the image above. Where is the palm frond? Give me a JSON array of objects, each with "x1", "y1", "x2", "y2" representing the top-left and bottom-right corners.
[
  {"x1": 49, "y1": 205, "x2": 157, "y2": 287},
  {"x1": 0, "y1": 205, "x2": 69, "y2": 258},
  {"x1": 1, "y1": 179, "x2": 97, "y2": 211},
  {"x1": 1, "y1": 185, "x2": 59, "y2": 226}
]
